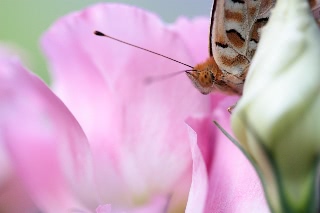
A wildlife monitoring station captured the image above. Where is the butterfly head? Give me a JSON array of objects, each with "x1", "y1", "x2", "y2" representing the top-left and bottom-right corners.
[{"x1": 186, "y1": 57, "x2": 219, "y2": 95}]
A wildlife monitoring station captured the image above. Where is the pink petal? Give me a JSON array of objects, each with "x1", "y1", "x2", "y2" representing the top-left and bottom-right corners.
[
  {"x1": 126, "y1": 196, "x2": 168, "y2": 213},
  {"x1": 184, "y1": 95, "x2": 269, "y2": 213},
  {"x1": 185, "y1": 123, "x2": 209, "y2": 213},
  {"x1": 0, "y1": 49, "x2": 39, "y2": 212},
  {"x1": 96, "y1": 196, "x2": 169, "y2": 213},
  {"x1": 173, "y1": 17, "x2": 210, "y2": 64},
  {"x1": 42, "y1": 3, "x2": 211, "y2": 205},
  {"x1": 184, "y1": 94, "x2": 228, "y2": 213},
  {"x1": 96, "y1": 204, "x2": 111, "y2": 213},
  {"x1": 0, "y1": 56, "x2": 98, "y2": 212},
  {"x1": 204, "y1": 107, "x2": 270, "y2": 213},
  {"x1": 0, "y1": 163, "x2": 38, "y2": 213}
]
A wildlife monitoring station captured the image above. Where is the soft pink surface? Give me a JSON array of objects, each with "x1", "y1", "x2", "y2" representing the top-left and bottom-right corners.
[
  {"x1": 0, "y1": 49, "x2": 38, "y2": 213},
  {"x1": 185, "y1": 101, "x2": 270, "y2": 213},
  {"x1": 206, "y1": 108, "x2": 269, "y2": 213},
  {"x1": 0, "y1": 57, "x2": 98, "y2": 212},
  {"x1": 185, "y1": 123, "x2": 209, "y2": 213},
  {"x1": 96, "y1": 196, "x2": 168, "y2": 213},
  {"x1": 0, "y1": 3, "x2": 270, "y2": 212},
  {"x1": 172, "y1": 17, "x2": 210, "y2": 65},
  {"x1": 42, "y1": 3, "x2": 211, "y2": 207}
]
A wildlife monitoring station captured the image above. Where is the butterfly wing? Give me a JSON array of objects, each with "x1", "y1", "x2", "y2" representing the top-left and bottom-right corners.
[
  {"x1": 310, "y1": 0, "x2": 320, "y2": 8},
  {"x1": 210, "y1": 0, "x2": 275, "y2": 77},
  {"x1": 208, "y1": 0, "x2": 217, "y2": 57},
  {"x1": 311, "y1": 0, "x2": 320, "y2": 25}
]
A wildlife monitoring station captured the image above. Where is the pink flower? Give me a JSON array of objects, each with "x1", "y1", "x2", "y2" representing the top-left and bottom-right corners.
[
  {"x1": 0, "y1": 3, "x2": 269, "y2": 213},
  {"x1": 186, "y1": 110, "x2": 270, "y2": 213},
  {"x1": 0, "y1": 48, "x2": 38, "y2": 213}
]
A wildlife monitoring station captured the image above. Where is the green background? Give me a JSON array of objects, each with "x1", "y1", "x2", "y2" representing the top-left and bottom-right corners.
[{"x1": 0, "y1": 0, "x2": 211, "y2": 83}]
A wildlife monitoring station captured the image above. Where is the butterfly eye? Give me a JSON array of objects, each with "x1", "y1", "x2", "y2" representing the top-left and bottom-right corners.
[{"x1": 197, "y1": 71, "x2": 213, "y2": 86}]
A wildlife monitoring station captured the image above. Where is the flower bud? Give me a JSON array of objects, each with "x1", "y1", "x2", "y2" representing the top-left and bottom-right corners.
[{"x1": 231, "y1": 0, "x2": 320, "y2": 212}]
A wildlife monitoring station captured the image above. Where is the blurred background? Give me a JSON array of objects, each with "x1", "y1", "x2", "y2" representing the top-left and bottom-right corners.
[{"x1": 0, "y1": 0, "x2": 212, "y2": 83}]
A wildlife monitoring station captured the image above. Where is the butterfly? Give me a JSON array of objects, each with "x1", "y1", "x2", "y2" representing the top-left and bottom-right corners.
[
  {"x1": 186, "y1": 0, "x2": 275, "y2": 96},
  {"x1": 95, "y1": 1, "x2": 275, "y2": 98}
]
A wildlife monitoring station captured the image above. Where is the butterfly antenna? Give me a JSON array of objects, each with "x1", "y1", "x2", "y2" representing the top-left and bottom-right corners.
[
  {"x1": 94, "y1": 30, "x2": 194, "y2": 69},
  {"x1": 144, "y1": 69, "x2": 196, "y2": 84}
]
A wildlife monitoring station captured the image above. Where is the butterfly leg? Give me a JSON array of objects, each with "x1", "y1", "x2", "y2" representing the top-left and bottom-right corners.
[{"x1": 227, "y1": 102, "x2": 237, "y2": 114}]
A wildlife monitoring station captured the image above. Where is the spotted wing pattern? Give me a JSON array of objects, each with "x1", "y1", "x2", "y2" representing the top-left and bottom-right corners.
[{"x1": 210, "y1": 0, "x2": 275, "y2": 77}]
